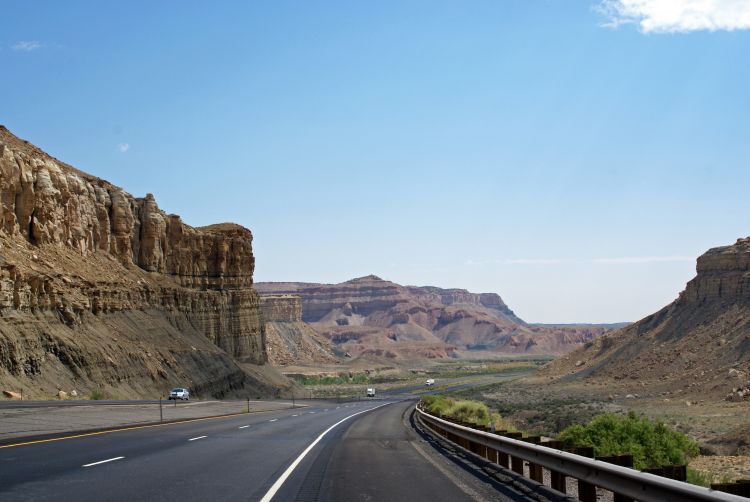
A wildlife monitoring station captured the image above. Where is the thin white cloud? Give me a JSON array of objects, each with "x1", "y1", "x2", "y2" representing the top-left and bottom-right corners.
[
  {"x1": 592, "y1": 256, "x2": 694, "y2": 264},
  {"x1": 12, "y1": 41, "x2": 43, "y2": 51},
  {"x1": 466, "y1": 258, "x2": 568, "y2": 266},
  {"x1": 117, "y1": 143, "x2": 130, "y2": 153},
  {"x1": 466, "y1": 256, "x2": 695, "y2": 266},
  {"x1": 502, "y1": 258, "x2": 567, "y2": 265},
  {"x1": 598, "y1": 0, "x2": 750, "y2": 33}
]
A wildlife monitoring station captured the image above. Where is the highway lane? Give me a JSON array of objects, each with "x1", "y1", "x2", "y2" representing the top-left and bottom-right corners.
[
  {"x1": 0, "y1": 400, "x2": 382, "y2": 501},
  {"x1": 0, "y1": 399, "x2": 511, "y2": 501}
]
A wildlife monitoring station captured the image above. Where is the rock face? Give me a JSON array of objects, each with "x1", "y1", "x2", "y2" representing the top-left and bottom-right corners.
[
  {"x1": 541, "y1": 237, "x2": 750, "y2": 395},
  {"x1": 260, "y1": 296, "x2": 302, "y2": 323},
  {"x1": 256, "y1": 276, "x2": 615, "y2": 360},
  {"x1": 0, "y1": 126, "x2": 274, "y2": 399},
  {"x1": 259, "y1": 295, "x2": 337, "y2": 366}
]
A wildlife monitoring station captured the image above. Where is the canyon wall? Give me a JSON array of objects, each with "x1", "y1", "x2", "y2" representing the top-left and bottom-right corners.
[
  {"x1": 0, "y1": 126, "x2": 272, "y2": 399},
  {"x1": 259, "y1": 295, "x2": 302, "y2": 323},
  {"x1": 541, "y1": 237, "x2": 750, "y2": 396},
  {"x1": 259, "y1": 295, "x2": 336, "y2": 366},
  {"x1": 256, "y1": 275, "x2": 611, "y2": 359}
]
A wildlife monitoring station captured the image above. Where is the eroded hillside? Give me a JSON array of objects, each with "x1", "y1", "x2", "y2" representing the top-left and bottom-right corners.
[
  {"x1": 0, "y1": 126, "x2": 282, "y2": 399},
  {"x1": 256, "y1": 275, "x2": 615, "y2": 361},
  {"x1": 541, "y1": 237, "x2": 750, "y2": 399}
]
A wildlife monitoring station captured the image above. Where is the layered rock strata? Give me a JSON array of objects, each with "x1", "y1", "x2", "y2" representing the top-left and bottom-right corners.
[
  {"x1": 259, "y1": 295, "x2": 336, "y2": 366},
  {"x1": 256, "y1": 276, "x2": 613, "y2": 359},
  {"x1": 260, "y1": 295, "x2": 302, "y2": 323},
  {"x1": 0, "y1": 126, "x2": 271, "y2": 399},
  {"x1": 541, "y1": 237, "x2": 750, "y2": 394}
]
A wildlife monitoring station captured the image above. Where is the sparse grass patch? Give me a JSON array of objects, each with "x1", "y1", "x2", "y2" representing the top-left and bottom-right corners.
[{"x1": 89, "y1": 389, "x2": 105, "y2": 400}]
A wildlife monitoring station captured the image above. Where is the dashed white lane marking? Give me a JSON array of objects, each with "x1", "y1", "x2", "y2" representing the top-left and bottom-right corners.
[
  {"x1": 269, "y1": 419, "x2": 278, "y2": 422},
  {"x1": 291, "y1": 414, "x2": 298, "y2": 417},
  {"x1": 83, "y1": 456, "x2": 124, "y2": 467},
  {"x1": 239, "y1": 425, "x2": 250, "y2": 429},
  {"x1": 259, "y1": 402, "x2": 391, "y2": 502},
  {"x1": 308, "y1": 411, "x2": 316, "y2": 414},
  {"x1": 188, "y1": 436, "x2": 207, "y2": 441}
]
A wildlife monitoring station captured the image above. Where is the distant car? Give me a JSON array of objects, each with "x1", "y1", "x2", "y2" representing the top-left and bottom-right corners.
[
  {"x1": 425, "y1": 378, "x2": 435, "y2": 386},
  {"x1": 366, "y1": 388, "x2": 376, "y2": 397},
  {"x1": 169, "y1": 388, "x2": 190, "y2": 401}
]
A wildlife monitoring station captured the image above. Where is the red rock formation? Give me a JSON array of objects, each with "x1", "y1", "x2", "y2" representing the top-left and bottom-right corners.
[{"x1": 256, "y1": 275, "x2": 613, "y2": 359}]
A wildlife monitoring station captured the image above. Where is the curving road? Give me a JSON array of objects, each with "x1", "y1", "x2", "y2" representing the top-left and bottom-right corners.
[{"x1": 0, "y1": 399, "x2": 520, "y2": 501}]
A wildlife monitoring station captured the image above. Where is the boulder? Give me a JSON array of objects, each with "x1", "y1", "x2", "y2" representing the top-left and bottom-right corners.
[{"x1": 2, "y1": 390, "x2": 22, "y2": 399}]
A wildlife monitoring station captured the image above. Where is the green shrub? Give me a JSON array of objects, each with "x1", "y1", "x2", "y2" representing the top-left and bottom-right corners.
[
  {"x1": 450, "y1": 400, "x2": 490, "y2": 425},
  {"x1": 296, "y1": 374, "x2": 371, "y2": 386},
  {"x1": 558, "y1": 411, "x2": 699, "y2": 469},
  {"x1": 420, "y1": 395, "x2": 491, "y2": 426},
  {"x1": 90, "y1": 389, "x2": 104, "y2": 400}
]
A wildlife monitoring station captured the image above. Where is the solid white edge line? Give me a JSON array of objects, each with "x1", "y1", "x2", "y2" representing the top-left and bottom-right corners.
[
  {"x1": 188, "y1": 436, "x2": 207, "y2": 441},
  {"x1": 82, "y1": 456, "x2": 124, "y2": 467},
  {"x1": 259, "y1": 402, "x2": 390, "y2": 502}
]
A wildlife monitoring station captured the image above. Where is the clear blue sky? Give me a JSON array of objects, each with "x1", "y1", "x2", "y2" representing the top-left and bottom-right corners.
[{"x1": 2, "y1": 1, "x2": 749, "y2": 323}]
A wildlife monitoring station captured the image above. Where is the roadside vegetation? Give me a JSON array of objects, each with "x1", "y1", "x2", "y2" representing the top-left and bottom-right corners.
[
  {"x1": 429, "y1": 358, "x2": 549, "y2": 379},
  {"x1": 293, "y1": 374, "x2": 371, "y2": 386},
  {"x1": 558, "y1": 411, "x2": 700, "y2": 470},
  {"x1": 421, "y1": 395, "x2": 515, "y2": 431},
  {"x1": 422, "y1": 394, "x2": 709, "y2": 485}
]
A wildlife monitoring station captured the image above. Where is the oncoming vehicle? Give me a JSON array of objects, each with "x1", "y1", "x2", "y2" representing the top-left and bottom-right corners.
[
  {"x1": 366, "y1": 387, "x2": 376, "y2": 397},
  {"x1": 425, "y1": 378, "x2": 435, "y2": 386},
  {"x1": 169, "y1": 388, "x2": 190, "y2": 401}
]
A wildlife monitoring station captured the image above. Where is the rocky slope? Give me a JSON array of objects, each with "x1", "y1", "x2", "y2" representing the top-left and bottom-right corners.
[
  {"x1": 256, "y1": 276, "x2": 614, "y2": 360},
  {"x1": 0, "y1": 126, "x2": 282, "y2": 399},
  {"x1": 541, "y1": 237, "x2": 750, "y2": 399},
  {"x1": 260, "y1": 295, "x2": 337, "y2": 366}
]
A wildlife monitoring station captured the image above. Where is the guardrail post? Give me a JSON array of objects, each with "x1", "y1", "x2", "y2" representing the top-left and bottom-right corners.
[
  {"x1": 159, "y1": 397, "x2": 163, "y2": 422},
  {"x1": 573, "y1": 447, "x2": 597, "y2": 502},
  {"x1": 543, "y1": 440, "x2": 566, "y2": 494},
  {"x1": 504, "y1": 432, "x2": 524, "y2": 474},
  {"x1": 599, "y1": 455, "x2": 634, "y2": 502},
  {"x1": 493, "y1": 430, "x2": 509, "y2": 467},
  {"x1": 712, "y1": 480, "x2": 750, "y2": 497},
  {"x1": 524, "y1": 436, "x2": 543, "y2": 483}
]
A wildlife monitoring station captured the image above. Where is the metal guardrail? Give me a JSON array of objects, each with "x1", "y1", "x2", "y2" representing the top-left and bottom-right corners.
[{"x1": 415, "y1": 406, "x2": 746, "y2": 502}]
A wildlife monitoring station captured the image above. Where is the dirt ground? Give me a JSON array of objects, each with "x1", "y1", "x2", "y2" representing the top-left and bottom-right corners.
[{"x1": 453, "y1": 375, "x2": 750, "y2": 483}]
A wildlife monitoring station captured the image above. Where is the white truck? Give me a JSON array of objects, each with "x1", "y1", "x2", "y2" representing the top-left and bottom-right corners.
[
  {"x1": 366, "y1": 387, "x2": 376, "y2": 397},
  {"x1": 425, "y1": 378, "x2": 435, "y2": 386}
]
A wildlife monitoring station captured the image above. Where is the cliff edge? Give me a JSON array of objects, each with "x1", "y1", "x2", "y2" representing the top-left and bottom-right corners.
[{"x1": 0, "y1": 126, "x2": 276, "y2": 399}]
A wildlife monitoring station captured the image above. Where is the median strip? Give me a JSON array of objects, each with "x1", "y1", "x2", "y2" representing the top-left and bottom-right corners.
[{"x1": 83, "y1": 456, "x2": 124, "y2": 467}]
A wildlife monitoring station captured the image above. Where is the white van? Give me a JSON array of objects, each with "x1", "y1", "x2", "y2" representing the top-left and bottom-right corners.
[{"x1": 425, "y1": 378, "x2": 435, "y2": 386}]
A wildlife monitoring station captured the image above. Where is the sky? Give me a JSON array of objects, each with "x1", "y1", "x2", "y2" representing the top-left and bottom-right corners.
[{"x1": 2, "y1": 1, "x2": 749, "y2": 323}]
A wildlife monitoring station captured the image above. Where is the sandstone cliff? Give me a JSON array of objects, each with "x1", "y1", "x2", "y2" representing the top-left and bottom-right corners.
[
  {"x1": 259, "y1": 295, "x2": 337, "y2": 366},
  {"x1": 0, "y1": 126, "x2": 277, "y2": 399},
  {"x1": 256, "y1": 276, "x2": 612, "y2": 360},
  {"x1": 541, "y1": 237, "x2": 750, "y2": 397}
]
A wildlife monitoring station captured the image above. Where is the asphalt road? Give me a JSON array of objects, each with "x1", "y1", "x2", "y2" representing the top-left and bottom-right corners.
[{"x1": 0, "y1": 399, "x2": 507, "y2": 501}]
